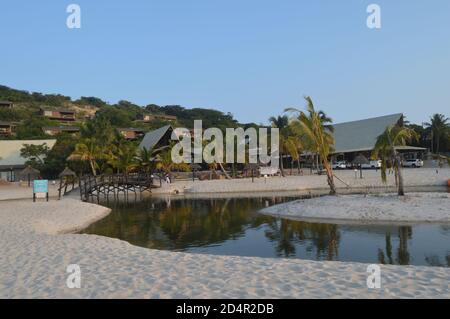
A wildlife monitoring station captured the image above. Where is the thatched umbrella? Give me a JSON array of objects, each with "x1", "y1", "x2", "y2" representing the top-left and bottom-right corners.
[
  {"x1": 190, "y1": 163, "x2": 201, "y2": 182},
  {"x1": 59, "y1": 166, "x2": 77, "y2": 178},
  {"x1": 19, "y1": 165, "x2": 40, "y2": 187},
  {"x1": 244, "y1": 163, "x2": 260, "y2": 183},
  {"x1": 58, "y1": 166, "x2": 77, "y2": 199},
  {"x1": 352, "y1": 154, "x2": 369, "y2": 179}
]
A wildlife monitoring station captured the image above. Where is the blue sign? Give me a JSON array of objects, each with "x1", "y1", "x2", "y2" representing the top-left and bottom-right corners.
[{"x1": 33, "y1": 180, "x2": 48, "y2": 193}]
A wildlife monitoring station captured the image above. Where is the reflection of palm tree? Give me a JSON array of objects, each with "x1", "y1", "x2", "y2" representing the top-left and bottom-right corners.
[
  {"x1": 378, "y1": 233, "x2": 394, "y2": 265},
  {"x1": 264, "y1": 219, "x2": 340, "y2": 260},
  {"x1": 265, "y1": 220, "x2": 296, "y2": 257},
  {"x1": 397, "y1": 226, "x2": 411, "y2": 265}
]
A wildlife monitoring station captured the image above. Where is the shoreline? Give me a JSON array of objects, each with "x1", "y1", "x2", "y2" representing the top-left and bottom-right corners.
[
  {"x1": 152, "y1": 168, "x2": 450, "y2": 195},
  {"x1": 1, "y1": 196, "x2": 450, "y2": 298},
  {"x1": 260, "y1": 192, "x2": 450, "y2": 225}
]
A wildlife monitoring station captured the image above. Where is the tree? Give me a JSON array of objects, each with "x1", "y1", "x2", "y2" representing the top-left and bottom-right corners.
[
  {"x1": 285, "y1": 135, "x2": 303, "y2": 174},
  {"x1": 136, "y1": 147, "x2": 156, "y2": 174},
  {"x1": 372, "y1": 125, "x2": 419, "y2": 196},
  {"x1": 68, "y1": 138, "x2": 103, "y2": 175},
  {"x1": 155, "y1": 148, "x2": 190, "y2": 173},
  {"x1": 424, "y1": 114, "x2": 449, "y2": 154},
  {"x1": 41, "y1": 134, "x2": 78, "y2": 178},
  {"x1": 20, "y1": 143, "x2": 51, "y2": 167},
  {"x1": 269, "y1": 115, "x2": 290, "y2": 176},
  {"x1": 285, "y1": 96, "x2": 336, "y2": 194},
  {"x1": 107, "y1": 143, "x2": 138, "y2": 174}
]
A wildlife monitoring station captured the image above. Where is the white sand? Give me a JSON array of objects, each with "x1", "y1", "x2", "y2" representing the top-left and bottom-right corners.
[
  {"x1": 1, "y1": 198, "x2": 450, "y2": 298},
  {"x1": 261, "y1": 192, "x2": 450, "y2": 224},
  {"x1": 154, "y1": 168, "x2": 450, "y2": 194},
  {"x1": 0, "y1": 182, "x2": 61, "y2": 201}
]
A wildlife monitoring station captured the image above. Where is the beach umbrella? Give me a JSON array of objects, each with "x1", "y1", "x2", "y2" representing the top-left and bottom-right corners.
[
  {"x1": 352, "y1": 154, "x2": 369, "y2": 179},
  {"x1": 59, "y1": 166, "x2": 77, "y2": 178},
  {"x1": 19, "y1": 165, "x2": 40, "y2": 187}
]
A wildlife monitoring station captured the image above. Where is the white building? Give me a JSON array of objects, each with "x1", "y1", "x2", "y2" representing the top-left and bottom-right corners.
[{"x1": 0, "y1": 139, "x2": 56, "y2": 181}]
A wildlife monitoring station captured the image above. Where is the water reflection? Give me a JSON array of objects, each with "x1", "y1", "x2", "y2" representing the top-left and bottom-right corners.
[{"x1": 82, "y1": 195, "x2": 450, "y2": 267}]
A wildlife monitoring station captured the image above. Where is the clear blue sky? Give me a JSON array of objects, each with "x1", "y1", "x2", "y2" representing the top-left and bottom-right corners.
[{"x1": 1, "y1": 0, "x2": 449, "y2": 125}]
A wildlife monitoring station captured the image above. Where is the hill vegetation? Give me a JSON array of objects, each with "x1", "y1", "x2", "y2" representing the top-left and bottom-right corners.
[{"x1": 0, "y1": 85, "x2": 255, "y2": 139}]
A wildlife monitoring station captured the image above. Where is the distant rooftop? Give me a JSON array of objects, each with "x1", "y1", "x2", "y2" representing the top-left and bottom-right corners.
[
  {"x1": 0, "y1": 139, "x2": 57, "y2": 169},
  {"x1": 332, "y1": 113, "x2": 404, "y2": 154},
  {"x1": 139, "y1": 125, "x2": 173, "y2": 151}
]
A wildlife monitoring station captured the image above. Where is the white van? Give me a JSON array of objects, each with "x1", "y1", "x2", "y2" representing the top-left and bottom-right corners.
[
  {"x1": 402, "y1": 159, "x2": 424, "y2": 168},
  {"x1": 360, "y1": 160, "x2": 382, "y2": 169}
]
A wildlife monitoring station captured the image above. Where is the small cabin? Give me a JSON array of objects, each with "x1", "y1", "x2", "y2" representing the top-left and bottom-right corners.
[
  {"x1": 42, "y1": 126, "x2": 80, "y2": 136},
  {"x1": 117, "y1": 128, "x2": 146, "y2": 140},
  {"x1": 0, "y1": 121, "x2": 17, "y2": 136},
  {"x1": 40, "y1": 108, "x2": 76, "y2": 122},
  {"x1": 0, "y1": 101, "x2": 13, "y2": 109},
  {"x1": 138, "y1": 114, "x2": 177, "y2": 122}
]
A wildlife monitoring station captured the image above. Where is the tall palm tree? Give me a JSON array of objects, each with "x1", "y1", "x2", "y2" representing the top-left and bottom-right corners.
[
  {"x1": 424, "y1": 114, "x2": 449, "y2": 154},
  {"x1": 156, "y1": 148, "x2": 190, "y2": 173},
  {"x1": 136, "y1": 147, "x2": 157, "y2": 174},
  {"x1": 68, "y1": 138, "x2": 103, "y2": 176},
  {"x1": 107, "y1": 143, "x2": 138, "y2": 174},
  {"x1": 285, "y1": 96, "x2": 336, "y2": 194},
  {"x1": 372, "y1": 125, "x2": 419, "y2": 196},
  {"x1": 285, "y1": 135, "x2": 303, "y2": 174},
  {"x1": 269, "y1": 115, "x2": 290, "y2": 177}
]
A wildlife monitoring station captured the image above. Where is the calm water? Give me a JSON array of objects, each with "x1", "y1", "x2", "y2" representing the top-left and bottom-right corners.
[{"x1": 83, "y1": 193, "x2": 450, "y2": 267}]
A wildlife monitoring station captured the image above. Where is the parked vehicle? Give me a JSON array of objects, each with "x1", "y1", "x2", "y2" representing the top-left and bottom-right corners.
[
  {"x1": 360, "y1": 160, "x2": 382, "y2": 169},
  {"x1": 402, "y1": 159, "x2": 424, "y2": 168},
  {"x1": 332, "y1": 161, "x2": 347, "y2": 169}
]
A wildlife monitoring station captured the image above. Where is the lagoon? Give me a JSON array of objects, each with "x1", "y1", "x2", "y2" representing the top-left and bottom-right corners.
[{"x1": 83, "y1": 193, "x2": 450, "y2": 267}]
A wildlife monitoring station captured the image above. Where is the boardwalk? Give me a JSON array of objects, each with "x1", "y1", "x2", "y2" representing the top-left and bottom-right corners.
[{"x1": 79, "y1": 173, "x2": 159, "y2": 202}]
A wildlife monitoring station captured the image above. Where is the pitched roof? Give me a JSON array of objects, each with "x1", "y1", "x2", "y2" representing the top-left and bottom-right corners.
[
  {"x1": 139, "y1": 125, "x2": 173, "y2": 151},
  {"x1": 0, "y1": 139, "x2": 57, "y2": 168},
  {"x1": 332, "y1": 113, "x2": 403, "y2": 153}
]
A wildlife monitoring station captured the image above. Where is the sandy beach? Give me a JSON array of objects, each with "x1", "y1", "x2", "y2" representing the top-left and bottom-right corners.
[
  {"x1": 261, "y1": 192, "x2": 450, "y2": 224},
  {"x1": 153, "y1": 168, "x2": 450, "y2": 195},
  {"x1": 1, "y1": 197, "x2": 450, "y2": 298}
]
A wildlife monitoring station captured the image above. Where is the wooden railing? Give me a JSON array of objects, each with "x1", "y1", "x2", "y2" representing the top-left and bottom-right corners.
[{"x1": 79, "y1": 172, "x2": 158, "y2": 202}]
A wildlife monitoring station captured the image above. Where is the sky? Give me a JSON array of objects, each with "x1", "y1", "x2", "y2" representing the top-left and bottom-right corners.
[{"x1": 1, "y1": 0, "x2": 449, "y2": 125}]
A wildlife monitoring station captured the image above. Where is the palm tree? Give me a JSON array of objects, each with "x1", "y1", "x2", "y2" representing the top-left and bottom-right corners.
[
  {"x1": 136, "y1": 147, "x2": 157, "y2": 174},
  {"x1": 424, "y1": 114, "x2": 449, "y2": 154},
  {"x1": 156, "y1": 148, "x2": 190, "y2": 173},
  {"x1": 285, "y1": 97, "x2": 336, "y2": 194},
  {"x1": 269, "y1": 115, "x2": 290, "y2": 176},
  {"x1": 68, "y1": 138, "x2": 103, "y2": 176},
  {"x1": 107, "y1": 143, "x2": 138, "y2": 174},
  {"x1": 372, "y1": 125, "x2": 419, "y2": 196},
  {"x1": 285, "y1": 135, "x2": 303, "y2": 174}
]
